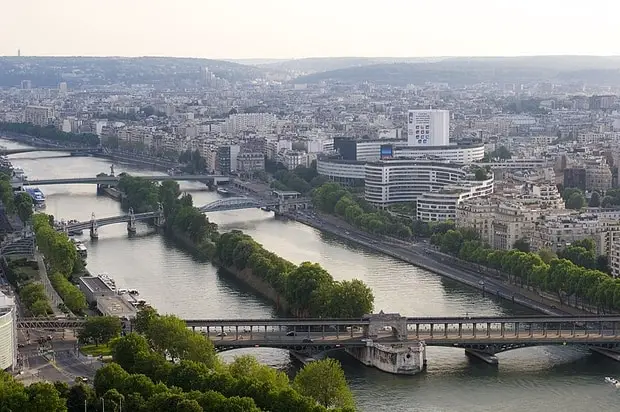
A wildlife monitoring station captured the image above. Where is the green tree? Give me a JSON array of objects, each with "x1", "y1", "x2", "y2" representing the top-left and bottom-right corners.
[
  {"x1": 513, "y1": 238, "x2": 531, "y2": 253},
  {"x1": 66, "y1": 383, "x2": 96, "y2": 412},
  {"x1": 589, "y1": 191, "x2": 601, "y2": 207},
  {"x1": 79, "y1": 316, "x2": 122, "y2": 345},
  {"x1": 14, "y1": 191, "x2": 33, "y2": 224},
  {"x1": 134, "y1": 306, "x2": 158, "y2": 334},
  {"x1": 110, "y1": 333, "x2": 151, "y2": 373},
  {"x1": 25, "y1": 381, "x2": 67, "y2": 412},
  {"x1": 566, "y1": 192, "x2": 586, "y2": 210},
  {"x1": 94, "y1": 363, "x2": 130, "y2": 396},
  {"x1": 228, "y1": 355, "x2": 290, "y2": 390},
  {"x1": 293, "y1": 358, "x2": 354, "y2": 409}
]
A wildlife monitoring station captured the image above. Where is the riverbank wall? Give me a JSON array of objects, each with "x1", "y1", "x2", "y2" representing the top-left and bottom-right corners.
[{"x1": 220, "y1": 265, "x2": 290, "y2": 314}]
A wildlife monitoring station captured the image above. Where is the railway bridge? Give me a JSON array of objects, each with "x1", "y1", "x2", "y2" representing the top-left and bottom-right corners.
[{"x1": 16, "y1": 313, "x2": 620, "y2": 371}]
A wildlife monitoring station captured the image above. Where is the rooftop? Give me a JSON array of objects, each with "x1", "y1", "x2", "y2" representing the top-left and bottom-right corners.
[
  {"x1": 80, "y1": 276, "x2": 114, "y2": 294},
  {"x1": 97, "y1": 295, "x2": 137, "y2": 318}
]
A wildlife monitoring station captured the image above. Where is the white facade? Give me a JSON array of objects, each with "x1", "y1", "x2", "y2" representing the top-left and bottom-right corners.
[
  {"x1": 395, "y1": 144, "x2": 484, "y2": 163},
  {"x1": 364, "y1": 158, "x2": 490, "y2": 208},
  {"x1": 0, "y1": 293, "x2": 16, "y2": 371},
  {"x1": 407, "y1": 109, "x2": 450, "y2": 147},
  {"x1": 316, "y1": 159, "x2": 366, "y2": 183},
  {"x1": 416, "y1": 177, "x2": 495, "y2": 222}
]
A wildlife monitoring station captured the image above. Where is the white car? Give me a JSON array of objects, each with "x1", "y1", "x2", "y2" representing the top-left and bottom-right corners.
[{"x1": 217, "y1": 332, "x2": 227, "y2": 337}]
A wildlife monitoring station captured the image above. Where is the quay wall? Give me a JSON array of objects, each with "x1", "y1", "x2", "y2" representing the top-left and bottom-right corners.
[{"x1": 221, "y1": 266, "x2": 290, "y2": 314}]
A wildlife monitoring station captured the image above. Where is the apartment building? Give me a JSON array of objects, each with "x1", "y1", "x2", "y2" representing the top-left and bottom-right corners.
[{"x1": 24, "y1": 105, "x2": 54, "y2": 126}]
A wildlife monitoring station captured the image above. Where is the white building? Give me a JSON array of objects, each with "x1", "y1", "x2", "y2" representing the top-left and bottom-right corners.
[
  {"x1": 0, "y1": 293, "x2": 16, "y2": 371},
  {"x1": 364, "y1": 158, "x2": 492, "y2": 209},
  {"x1": 407, "y1": 109, "x2": 450, "y2": 147}
]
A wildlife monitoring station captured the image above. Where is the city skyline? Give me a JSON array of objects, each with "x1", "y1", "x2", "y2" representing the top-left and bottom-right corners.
[{"x1": 2, "y1": 0, "x2": 620, "y2": 59}]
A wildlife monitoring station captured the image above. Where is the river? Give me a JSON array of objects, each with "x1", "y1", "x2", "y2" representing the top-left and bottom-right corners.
[{"x1": 5, "y1": 140, "x2": 620, "y2": 412}]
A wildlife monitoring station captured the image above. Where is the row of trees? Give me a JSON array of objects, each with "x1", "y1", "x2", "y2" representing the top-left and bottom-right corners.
[
  {"x1": 313, "y1": 182, "x2": 444, "y2": 240},
  {"x1": 118, "y1": 175, "x2": 373, "y2": 318},
  {"x1": 19, "y1": 282, "x2": 53, "y2": 316},
  {"x1": 33, "y1": 214, "x2": 80, "y2": 276},
  {"x1": 178, "y1": 149, "x2": 207, "y2": 174},
  {"x1": 32, "y1": 214, "x2": 87, "y2": 313},
  {"x1": 89, "y1": 307, "x2": 355, "y2": 411},
  {"x1": 431, "y1": 228, "x2": 620, "y2": 312},
  {"x1": 0, "y1": 173, "x2": 34, "y2": 224},
  {"x1": 0, "y1": 122, "x2": 100, "y2": 147},
  {"x1": 216, "y1": 230, "x2": 374, "y2": 318},
  {"x1": 48, "y1": 273, "x2": 87, "y2": 314},
  {"x1": 562, "y1": 187, "x2": 620, "y2": 210}
]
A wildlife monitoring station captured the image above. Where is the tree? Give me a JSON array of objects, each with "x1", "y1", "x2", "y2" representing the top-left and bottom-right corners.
[
  {"x1": 94, "y1": 363, "x2": 129, "y2": 396},
  {"x1": 293, "y1": 358, "x2": 354, "y2": 409},
  {"x1": 110, "y1": 333, "x2": 151, "y2": 373},
  {"x1": 25, "y1": 381, "x2": 67, "y2": 412},
  {"x1": 79, "y1": 316, "x2": 122, "y2": 345},
  {"x1": 589, "y1": 191, "x2": 601, "y2": 207},
  {"x1": 566, "y1": 192, "x2": 586, "y2": 210},
  {"x1": 134, "y1": 306, "x2": 158, "y2": 334},
  {"x1": 229, "y1": 355, "x2": 290, "y2": 390},
  {"x1": 14, "y1": 191, "x2": 33, "y2": 224},
  {"x1": 513, "y1": 238, "x2": 531, "y2": 253},
  {"x1": 66, "y1": 383, "x2": 96, "y2": 412}
]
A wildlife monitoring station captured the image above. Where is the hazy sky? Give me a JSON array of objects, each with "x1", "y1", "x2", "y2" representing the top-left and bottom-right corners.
[{"x1": 2, "y1": 0, "x2": 619, "y2": 59}]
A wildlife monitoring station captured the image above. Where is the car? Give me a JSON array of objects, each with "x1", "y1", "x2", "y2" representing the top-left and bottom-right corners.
[
  {"x1": 286, "y1": 331, "x2": 297, "y2": 336},
  {"x1": 216, "y1": 332, "x2": 227, "y2": 337},
  {"x1": 302, "y1": 338, "x2": 313, "y2": 343},
  {"x1": 80, "y1": 377, "x2": 89, "y2": 383}
]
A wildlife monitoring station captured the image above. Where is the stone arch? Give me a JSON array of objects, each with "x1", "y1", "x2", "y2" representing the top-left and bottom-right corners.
[{"x1": 365, "y1": 311, "x2": 408, "y2": 340}]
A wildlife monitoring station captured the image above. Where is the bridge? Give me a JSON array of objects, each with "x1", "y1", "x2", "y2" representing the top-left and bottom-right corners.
[
  {"x1": 17, "y1": 314, "x2": 620, "y2": 365},
  {"x1": 15, "y1": 174, "x2": 230, "y2": 187},
  {"x1": 0, "y1": 147, "x2": 103, "y2": 156},
  {"x1": 60, "y1": 196, "x2": 311, "y2": 237}
]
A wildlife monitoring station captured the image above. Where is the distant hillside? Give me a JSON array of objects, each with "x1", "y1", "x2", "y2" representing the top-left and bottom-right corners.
[
  {"x1": 258, "y1": 56, "x2": 440, "y2": 75},
  {"x1": 293, "y1": 56, "x2": 620, "y2": 86},
  {"x1": 0, "y1": 56, "x2": 264, "y2": 88}
]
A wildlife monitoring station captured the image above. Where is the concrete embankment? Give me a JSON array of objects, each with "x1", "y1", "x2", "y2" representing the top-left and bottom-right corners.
[
  {"x1": 220, "y1": 266, "x2": 290, "y2": 313},
  {"x1": 285, "y1": 213, "x2": 582, "y2": 316}
]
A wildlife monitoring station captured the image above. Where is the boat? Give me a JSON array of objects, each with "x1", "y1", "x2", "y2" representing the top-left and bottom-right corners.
[
  {"x1": 74, "y1": 242, "x2": 87, "y2": 258},
  {"x1": 13, "y1": 167, "x2": 27, "y2": 180},
  {"x1": 97, "y1": 273, "x2": 116, "y2": 291},
  {"x1": 605, "y1": 377, "x2": 619, "y2": 385},
  {"x1": 23, "y1": 187, "x2": 45, "y2": 205},
  {"x1": 128, "y1": 289, "x2": 139, "y2": 295},
  {"x1": 216, "y1": 187, "x2": 231, "y2": 196}
]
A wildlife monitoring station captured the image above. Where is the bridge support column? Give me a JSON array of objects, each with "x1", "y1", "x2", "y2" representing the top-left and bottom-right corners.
[
  {"x1": 430, "y1": 324, "x2": 434, "y2": 338},
  {"x1": 458, "y1": 323, "x2": 462, "y2": 337},
  {"x1": 614, "y1": 322, "x2": 617, "y2": 337},
  {"x1": 416, "y1": 324, "x2": 420, "y2": 338},
  {"x1": 516, "y1": 322, "x2": 520, "y2": 338},
  {"x1": 127, "y1": 207, "x2": 137, "y2": 234},
  {"x1": 235, "y1": 326, "x2": 239, "y2": 341},
  {"x1": 529, "y1": 323, "x2": 533, "y2": 338},
  {"x1": 500, "y1": 323, "x2": 505, "y2": 337},
  {"x1": 322, "y1": 325, "x2": 325, "y2": 340},
  {"x1": 249, "y1": 326, "x2": 253, "y2": 340},
  {"x1": 543, "y1": 323, "x2": 547, "y2": 337},
  {"x1": 444, "y1": 323, "x2": 448, "y2": 338},
  {"x1": 90, "y1": 213, "x2": 99, "y2": 239},
  {"x1": 487, "y1": 323, "x2": 491, "y2": 338},
  {"x1": 558, "y1": 323, "x2": 562, "y2": 338},
  {"x1": 473, "y1": 323, "x2": 477, "y2": 338}
]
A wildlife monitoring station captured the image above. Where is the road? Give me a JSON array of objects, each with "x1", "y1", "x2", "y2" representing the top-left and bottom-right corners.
[{"x1": 288, "y1": 211, "x2": 578, "y2": 316}]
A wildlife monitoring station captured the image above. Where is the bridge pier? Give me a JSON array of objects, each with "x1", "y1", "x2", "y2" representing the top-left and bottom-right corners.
[
  {"x1": 127, "y1": 208, "x2": 137, "y2": 234},
  {"x1": 90, "y1": 213, "x2": 99, "y2": 239}
]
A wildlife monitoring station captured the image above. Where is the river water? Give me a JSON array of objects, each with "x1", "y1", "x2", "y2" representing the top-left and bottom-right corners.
[{"x1": 5, "y1": 139, "x2": 620, "y2": 412}]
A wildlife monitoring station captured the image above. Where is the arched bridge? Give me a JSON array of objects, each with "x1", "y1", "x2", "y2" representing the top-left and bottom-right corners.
[
  {"x1": 63, "y1": 210, "x2": 163, "y2": 233},
  {"x1": 61, "y1": 197, "x2": 311, "y2": 234}
]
